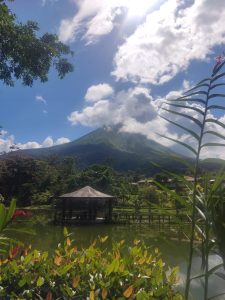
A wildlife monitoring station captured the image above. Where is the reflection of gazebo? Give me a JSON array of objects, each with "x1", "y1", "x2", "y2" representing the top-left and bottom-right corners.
[{"x1": 54, "y1": 186, "x2": 114, "y2": 224}]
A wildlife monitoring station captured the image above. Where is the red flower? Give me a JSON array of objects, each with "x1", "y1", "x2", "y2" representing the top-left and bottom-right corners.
[
  {"x1": 9, "y1": 244, "x2": 22, "y2": 259},
  {"x1": 215, "y1": 55, "x2": 225, "y2": 64},
  {"x1": 12, "y1": 210, "x2": 32, "y2": 220}
]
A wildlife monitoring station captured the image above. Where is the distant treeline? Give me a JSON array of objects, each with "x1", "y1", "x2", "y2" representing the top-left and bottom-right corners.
[
  {"x1": 0, "y1": 155, "x2": 178, "y2": 209},
  {"x1": 0, "y1": 156, "x2": 137, "y2": 206}
]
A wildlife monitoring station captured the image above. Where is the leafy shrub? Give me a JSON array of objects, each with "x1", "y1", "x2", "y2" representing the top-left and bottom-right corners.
[{"x1": 0, "y1": 229, "x2": 183, "y2": 299}]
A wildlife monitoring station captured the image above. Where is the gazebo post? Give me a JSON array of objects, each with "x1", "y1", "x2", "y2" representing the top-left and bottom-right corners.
[
  {"x1": 108, "y1": 198, "x2": 113, "y2": 222},
  {"x1": 62, "y1": 199, "x2": 66, "y2": 223},
  {"x1": 69, "y1": 198, "x2": 73, "y2": 220}
]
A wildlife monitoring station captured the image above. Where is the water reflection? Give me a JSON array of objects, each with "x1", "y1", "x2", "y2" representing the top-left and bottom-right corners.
[{"x1": 10, "y1": 210, "x2": 225, "y2": 300}]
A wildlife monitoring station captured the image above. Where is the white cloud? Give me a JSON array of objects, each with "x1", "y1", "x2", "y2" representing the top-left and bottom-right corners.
[
  {"x1": 42, "y1": 136, "x2": 54, "y2": 148},
  {"x1": 55, "y1": 137, "x2": 70, "y2": 145},
  {"x1": 0, "y1": 134, "x2": 71, "y2": 154},
  {"x1": 58, "y1": 0, "x2": 158, "y2": 44},
  {"x1": 68, "y1": 86, "x2": 156, "y2": 127},
  {"x1": 68, "y1": 80, "x2": 225, "y2": 159},
  {"x1": 41, "y1": 0, "x2": 58, "y2": 7},
  {"x1": 112, "y1": 0, "x2": 225, "y2": 84},
  {"x1": 58, "y1": 0, "x2": 117, "y2": 44},
  {"x1": 35, "y1": 95, "x2": 47, "y2": 105},
  {"x1": 85, "y1": 83, "x2": 114, "y2": 102}
]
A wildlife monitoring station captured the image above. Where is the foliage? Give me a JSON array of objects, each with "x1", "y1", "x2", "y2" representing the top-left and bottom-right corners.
[
  {"x1": 0, "y1": 0, "x2": 73, "y2": 86},
  {"x1": 0, "y1": 229, "x2": 183, "y2": 299},
  {"x1": 0, "y1": 198, "x2": 16, "y2": 254},
  {"x1": 160, "y1": 57, "x2": 225, "y2": 299},
  {"x1": 0, "y1": 157, "x2": 78, "y2": 206}
]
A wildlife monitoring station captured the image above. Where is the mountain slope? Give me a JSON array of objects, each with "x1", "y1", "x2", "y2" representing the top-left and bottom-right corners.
[{"x1": 4, "y1": 127, "x2": 189, "y2": 174}]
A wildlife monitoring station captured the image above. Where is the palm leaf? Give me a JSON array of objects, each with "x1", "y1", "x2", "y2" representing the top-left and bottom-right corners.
[
  {"x1": 205, "y1": 118, "x2": 225, "y2": 130},
  {"x1": 211, "y1": 72, "x2": 225, "y2": 83},
  {"x1": 210, "y1": 83, "x2": 225, "y2": 91},
  {"x1": 195, "y1": 206, "x2": 206, "y2": 221},
  {"x1": 197, "y1": 78, "x2": 211, "y2": 84},
  {"x1": 183, "y1": 91, "x2": 208, "y2": 98},
  {"x1": 168, "y1": 98, "x2": 206, "y2": 105},
  {"x1": 203, "y1": 130, "x2": 225, "y2": 141},
  {"x1": 208, "y1": 292, "x2": 225, "y2": 300},
  {"x1": 160, "y1": 115, "x2": 200, "y2": 140},
  {"x1": 212, "y1": 60, "x2": 225, "y2": 76},
  {"x1": 184, "y1": 83, "x2": 210, "y2": 94},
  {"x1": 201, "y1": 142, "x2": 225, "y2": 148},
  {"x1": 207, "y1": 105, "x2": 225, "y2": 111},
  {"x1": 157, "y1": 134, "x2": 198, "y2": 155},
  {"x1": 210, "y1": 170, "x2": 225, "y2": 196},
  {"x1": 165, "y1": 102, "x2": 204, "y2": 116},
  {"x1": 208, "y1": 93, "x2": 225, "y2": 100},
  {"x1": 195, "y1": 224, "x2": 206, "y2": 239},
  {"x1": 161, "y1": 108, "x2": 202, "y2": 127}
]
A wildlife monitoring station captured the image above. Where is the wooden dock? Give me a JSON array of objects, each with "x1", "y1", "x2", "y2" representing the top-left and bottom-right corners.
[
  {"x1": 112, "y1": 208, "x2": 188, "y2": 225},
  {"x1": 54, "y1": 206, "x2": 188, "y2": 225}
]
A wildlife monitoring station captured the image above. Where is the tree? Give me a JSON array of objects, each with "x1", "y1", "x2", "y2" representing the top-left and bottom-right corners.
[{"x1": 0, "y1": 0, "x2": 73, "y2": 86}]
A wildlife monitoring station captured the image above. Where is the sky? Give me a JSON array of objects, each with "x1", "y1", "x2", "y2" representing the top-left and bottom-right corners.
[{"x1": 1, "y1": 0, "x2": 225, "y2": 159}]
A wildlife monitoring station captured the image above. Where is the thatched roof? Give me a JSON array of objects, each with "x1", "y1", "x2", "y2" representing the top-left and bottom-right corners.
[{"x1": 59, "y1": 186, "x2": 113, "y2": 199}]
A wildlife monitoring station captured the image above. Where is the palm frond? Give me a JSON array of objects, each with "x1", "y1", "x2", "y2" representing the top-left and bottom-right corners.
[
  {"x1": 211, "y1": 72, "x2": 225, "y2": 83},
  {"x1": 164, "y1": 102, "x2": 204, "y2": 116},
  {"x1": 203, "y1": 130, "x2": 225, "y2": 141},
  {"x1": 161, "y1": 108, "x2": 202, "y2": 127},
  {"x1": 157, "y1": 134, "x2": 198, "y2": 155},
  {"x1": 207, "y1": 104, "x2": 225, "y2": 111},
  {"x1": 160, "y1": 115, "x2": 200, "y2": 140}
]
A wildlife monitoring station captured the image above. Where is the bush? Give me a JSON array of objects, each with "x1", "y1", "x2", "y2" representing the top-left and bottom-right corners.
[{"x1": 0, "y1": 229, "x2": 183, "y2": 299}]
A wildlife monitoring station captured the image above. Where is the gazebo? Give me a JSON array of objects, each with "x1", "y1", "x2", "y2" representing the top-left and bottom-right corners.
[{"x1": 54, "y1": 186, "x2": 114, "y2": 224}]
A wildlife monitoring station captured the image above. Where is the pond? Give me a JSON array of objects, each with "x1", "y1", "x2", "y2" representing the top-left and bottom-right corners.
[{"x1": 9, "y1": 209, "x2": 225, "y2": 300}]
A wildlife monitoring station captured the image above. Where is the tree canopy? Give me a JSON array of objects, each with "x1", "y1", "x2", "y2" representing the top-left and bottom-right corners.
[{"x1": 0, "y1": 0, "x2": 73, "y2": 86}]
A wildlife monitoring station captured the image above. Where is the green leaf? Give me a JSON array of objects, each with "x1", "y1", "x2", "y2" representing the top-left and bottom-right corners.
[
  {"x1": 160, "y1": 116, "x2": 200, "y2": 140},
  {"x1": 153, "y1": 180, "x2": 191, "y2": 210},
  {"x1": 157, "y1": 134, "x2": 198, "y2": 155},
  {"x1": 195, "y1": 224, "x2": 206, "y2": 239},
  {"x1": 0, "y1": 204, "x2": 6, "y2": 232},
  {"x1": 161, "y1": 108, "x2": 202, "y2": 127},
  {"x1": 18, "y1": 278, "x2": 27, "y2": 287},
  {"x1": 6, "y1": 198, "x2": 16, "y2": 223},
  {"x1": 210, "y1": 171, "x2": 225, "y2": 195},
  {"x1": 37, "y1": 276, "x2": 44, "y2": 287},
  {"x1": 195, "y1": 206, "x2": 206, "y2": 221},
  {"x1": 165, "y1": 102, "x2": 204, "y2": 116},
  {"x1": 63, "y1": 227, "x2": 68, "y2": 237},
  {"x1": 208, "y1": 93, "x2": 225, "y2": 100},
  {"x1": 106, "y1": 258, "x2": 120, "y2": 275}
]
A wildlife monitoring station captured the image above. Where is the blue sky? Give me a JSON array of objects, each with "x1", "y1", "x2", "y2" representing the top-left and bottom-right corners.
[{"x1": 1, "y1": 0, "x2": 225, "y2": 158}]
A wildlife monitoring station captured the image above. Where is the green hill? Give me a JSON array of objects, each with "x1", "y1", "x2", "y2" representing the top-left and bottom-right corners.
[{"x1": 4, "y1": 127, "x2": 190, "y2": 174}]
